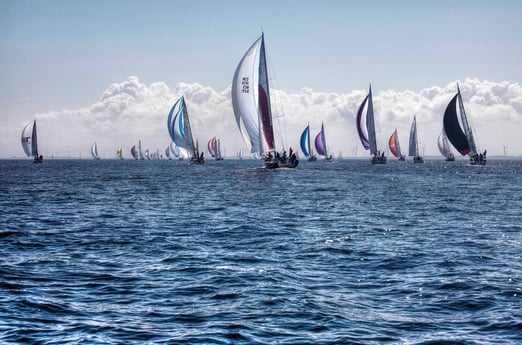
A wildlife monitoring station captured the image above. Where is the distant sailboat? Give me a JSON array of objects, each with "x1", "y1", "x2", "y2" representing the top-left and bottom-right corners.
[
  {"x1": 388, "y1": 129, "x2": 405, "y2": 161},
  {"x1": 437, "y1": 129, "x2": 455, "y2": 161},
  {"x1": 167, "y1": 96, "x2": 204, "y2": 164},
  {"x1": 117, "y1": 147, "x2": 123, "y2": 160},
  {"x1": 21, "y1": 120, "x2": 43, "y2": 163},
  {"x1": 231, "y1": 33, "x2": 298, "y2": 169},
  {"x1": 170, "y1": 141, "x2": 183, "y2": 160},
  {"x1": 443, "y1": 84, "x2": 486, "y2": 165},
  {"x1": 130, "y1": 145, "x2": 138, "y2": 160},
  {"x1": 208, "y1": 137, "x2": 224, "y2": 160},
  {"x1": 91, "y1": 142, "x2": 100, "y2": 160},
  {"x1": 314, "y1": 122, "x2": 333, "y2": 162},
  {"x1": 356, "y1": 85, "x2": 386, "y2": 164},
  {"x1": 300, "y1": 123, "x2": 317, "y2": 161},
  {"x1": 408, "y1": 115, "x2": 424, "y2": 163}
]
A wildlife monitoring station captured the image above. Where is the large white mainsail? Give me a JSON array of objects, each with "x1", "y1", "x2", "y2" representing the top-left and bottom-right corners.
[
  {"x1": 408, "y1": 116, "x2": 419, "y2": 157},
  {"x1": 408, "y1": 115, "x2": 423, "y2": 163},
  {"x1": 456, "y1": 84, "x2": 478, "y2": 156}
]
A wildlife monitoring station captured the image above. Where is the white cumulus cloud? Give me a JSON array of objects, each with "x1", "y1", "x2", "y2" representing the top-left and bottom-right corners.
[{"x1": 5, "y1": 77, "x2": 521, "y2": 158}]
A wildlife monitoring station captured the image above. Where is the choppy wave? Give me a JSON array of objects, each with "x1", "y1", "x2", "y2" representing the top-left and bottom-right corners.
[{"x1": 0, "y1": 159, "x2": 520, "y2": 344}]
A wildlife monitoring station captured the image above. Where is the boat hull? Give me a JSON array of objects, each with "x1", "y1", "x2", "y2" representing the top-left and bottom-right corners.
[{"x1": 371, "y1": 156, "x2": 387, "y2": 164}]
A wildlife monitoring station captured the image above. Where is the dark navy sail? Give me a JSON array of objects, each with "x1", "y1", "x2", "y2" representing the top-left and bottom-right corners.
[{"x1": 443, "y1": 94, "x2": 470, "y2": 155}]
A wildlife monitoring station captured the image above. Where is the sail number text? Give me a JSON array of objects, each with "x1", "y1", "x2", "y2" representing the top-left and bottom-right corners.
[{"x1": 242, "y1": 77, "x2": 249, "y2": 93}]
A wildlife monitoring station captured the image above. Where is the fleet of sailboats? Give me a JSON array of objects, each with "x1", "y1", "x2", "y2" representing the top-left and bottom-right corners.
[{"x1": 17, "y1": 33, "x2": 492, "y2": 166}]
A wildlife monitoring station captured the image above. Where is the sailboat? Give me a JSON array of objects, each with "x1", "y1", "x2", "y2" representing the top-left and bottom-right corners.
[
  {"x1": 130, "y1": 140, "x2": 145, "y2": 160},
  {"x1": 231, "y1": 33, "x2": 298, "y2": 169},
  {"x1": 437, "y1": 129, "x2": 455, "y2": 161},
  {"x1": 314, "y1": 122, "x2": 333, "y2": 162},
  {"x1": 91, "y1": 142, "x2": 100, "y2": 160},
  {"x1": 356, "y1": 84, "x2": 386, "y2": 164},
  {"x1": 208, "y1": 137, "x2": 224, "y2": 160},
  {"x1": 130, "y1": 145, "x2": 138, "y2": 160},
  {"x1": 21, "y1": 120, "x2": 43, "y2": 163},
  {"x1": 443, "y1": 84, "x2": 486, "y2": 165},
  {"x1": 388, "y1": 129, "x2": 405, "y2": 161},
  {"x1": 170, "y1": 141, "x2": 183, "y2": 160},
  {"x1": 117, "y1": 147, "x2": 123, "y2": 160},
  {"x1": 408, "y1": 115, "x2": 424, "y2": 163},
  {"x1": 167, "y1": 96, "x2": 204, "y2": 164},
  {"x1": 299, "y1": 123, "x2": 317, "y2": 161}
]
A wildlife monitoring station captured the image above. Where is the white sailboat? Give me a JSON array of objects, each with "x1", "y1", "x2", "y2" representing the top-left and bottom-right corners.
[
  {"x1": 408, "y1": 115, "x2": 424, "y2": 163},
  {"x1": 437, "y1": 129, "x2": 455, "y2": 161},
  {"x1": 356, "y1": 85, "x2": 386, "y2": 164},
  {"x1": 231, "y1": 33, "x2": 298, "y2": 169},
  {"x1": 21, "y1": 120, "x2": 43, "y2": 163},
  {"x1": 117, "y1": 147, "x2": 123, "y2": 160},
  {"x1": 91, "y1": 142, "x2": 100, "y2": 160}
]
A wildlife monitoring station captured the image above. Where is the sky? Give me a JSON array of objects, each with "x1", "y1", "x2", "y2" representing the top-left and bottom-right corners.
[{"x1": 1, "y1": 0, "x2": 521, "y2": 158}]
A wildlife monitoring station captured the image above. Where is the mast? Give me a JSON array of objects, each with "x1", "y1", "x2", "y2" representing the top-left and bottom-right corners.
[{"x1": 307, "y1": 123, "x2": 313, "y2": 157}]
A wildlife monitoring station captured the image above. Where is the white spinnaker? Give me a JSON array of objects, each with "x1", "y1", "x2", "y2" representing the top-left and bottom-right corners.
[{"x1": 21, "y1": 121, "x2": 34, "y2": 157}]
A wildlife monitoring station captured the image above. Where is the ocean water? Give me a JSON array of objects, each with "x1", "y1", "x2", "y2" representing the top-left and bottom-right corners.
[{"x1": 0, "y1": 158, "x2": 520, "y2": 344}]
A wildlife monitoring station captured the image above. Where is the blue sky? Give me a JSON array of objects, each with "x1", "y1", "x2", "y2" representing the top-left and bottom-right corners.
[{"x1": 1, "y1": 0, "x2": 521, "y2": 157}]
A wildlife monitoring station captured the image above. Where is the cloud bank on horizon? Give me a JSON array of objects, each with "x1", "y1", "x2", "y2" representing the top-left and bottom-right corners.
[{"x1": 6, "y1": 76, "x2": 522, "y2": 158}]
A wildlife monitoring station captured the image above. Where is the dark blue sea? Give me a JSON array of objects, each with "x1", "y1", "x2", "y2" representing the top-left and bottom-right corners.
[{"x1": 1, "y1": 158, "x2": 521, "y2": 344}]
